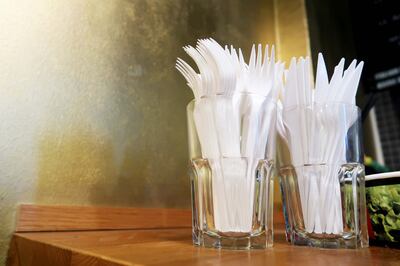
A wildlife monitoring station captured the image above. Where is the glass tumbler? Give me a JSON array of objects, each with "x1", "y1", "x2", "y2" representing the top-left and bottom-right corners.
[
  {"x1": 187, "y1": 95, "x2": 276, "y2": 249},
  {"x1": 278, "y1": 103, "x2": 368, "y2": 248}
]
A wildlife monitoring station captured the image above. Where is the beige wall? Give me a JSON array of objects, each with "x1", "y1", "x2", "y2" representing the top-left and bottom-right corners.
[
  {"x1": 0, "y1": 0, "x2": 309, "y2": 263},
  {"x1": 274, "y1": 0, "x2": 311, "y2": 62}
]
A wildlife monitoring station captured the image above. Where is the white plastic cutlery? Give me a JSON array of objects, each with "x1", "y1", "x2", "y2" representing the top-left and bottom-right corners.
[
  {"x1": 177, "y1": 39, "x2": 279, "y2": 233},
  {"x1": 281, "y1": 54, "x2": 364, "y2": 234}
]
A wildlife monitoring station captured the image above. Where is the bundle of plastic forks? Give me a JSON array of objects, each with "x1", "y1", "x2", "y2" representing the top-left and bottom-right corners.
[
  {"x1": 176, "y1": 38, "x2": 280, "y2": 232},
  {"x1": 280, "y1": 53, "x2": 364, "y2": 235}
]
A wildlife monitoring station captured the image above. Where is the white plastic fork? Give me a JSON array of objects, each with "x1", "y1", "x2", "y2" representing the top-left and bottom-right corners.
[{"x1": 176, "y1": 58, "x2": 202, "y2": 99}]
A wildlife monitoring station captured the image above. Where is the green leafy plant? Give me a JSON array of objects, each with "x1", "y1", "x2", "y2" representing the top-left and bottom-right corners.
[{"x1": 366, "y1": 184, "x2": 400, "y2": 243}]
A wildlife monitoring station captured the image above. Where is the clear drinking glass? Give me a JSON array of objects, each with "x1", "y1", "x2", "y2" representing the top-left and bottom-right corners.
[
  {"x1": 278, "y1": 103, "x2": 368, "y2": 248},
  {"x1": 187, "y1": 95, "x2": 276, "y2": 249}
]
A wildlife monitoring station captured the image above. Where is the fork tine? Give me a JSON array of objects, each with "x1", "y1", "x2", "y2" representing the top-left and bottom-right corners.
[
  {"x1": 256, "y1": 44, "x2": 262, "y2": 72},
  {"x1": 178, "y1": 60, "x2": 198, "y2": 85},
  {"x1": 176, "y1": 59, "x2": 190, "y2": 75},
  {"x1": 176, "y1": 64, "x2": 191, "y2": 86},
  {"x1": 176, "y1": 58, "x2": 196, "y2": 81},
  {"x1": 176, "y1": 60, "x2": 201, "y2": 98},
  {"x1": 263, "y1": 44, "x2": 269, "y2": 68},
  {"x1": 270, "y1": 45, "x2": 275, "y2": 63},
  {"x1": 249, "y1": 44, "x2": 256, "y2": 70},
  {"x1": 176, "y1": 64, "x2": 191, "y2": 84},
  {"x1": 231, "y1": 48, "x2": 239, "y2": 66},
  {"x1": 238, "y1": 48, "x2": 245, "y2": 68}
]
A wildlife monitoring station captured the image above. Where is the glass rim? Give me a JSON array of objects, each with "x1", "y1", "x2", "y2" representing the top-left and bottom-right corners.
[
  {"x1": 190, "y1": 157, "x2": 273, "y2": 162},
  {"x1": 282, "y1": 102, "x2": 361, "y2": 112},
  {"x1": 279, "y1": 162, "x2": 363, "y2": 170},
  {"x1": 187, "y1": 94, "x2": 278, "y2": 104}
]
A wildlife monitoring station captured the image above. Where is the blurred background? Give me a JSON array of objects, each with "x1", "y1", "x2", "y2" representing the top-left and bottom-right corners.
[
  {"x1": 0, "y1": 0, "x2": 398, "y2": 263},
  {"x1": 307, "y1": 0, "x2": 400, "y2": 172}
]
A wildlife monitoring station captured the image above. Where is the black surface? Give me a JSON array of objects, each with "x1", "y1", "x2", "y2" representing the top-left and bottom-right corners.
[
  {"x1": 349, "y1": 0, "x2": 400, "y2": 92},
  {"x1": 366, "y1": 176, "x2": 400, "y2": 187}
]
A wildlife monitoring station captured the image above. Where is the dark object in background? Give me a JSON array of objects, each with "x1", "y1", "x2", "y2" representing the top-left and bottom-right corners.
[
  {"x1": 350, "y1": 0, "x2": 400, "y2": 93},
  {"x1": 350, "y1": 0, "x2": 400, "y2": 171},
  {"x1": 365, "y1": 155, "x2": 390, "y2": 175}
]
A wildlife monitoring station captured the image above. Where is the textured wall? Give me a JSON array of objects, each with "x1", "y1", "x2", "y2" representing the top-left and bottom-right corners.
[
  {"x1": 0, "y1": 0, "x2": 288, "y2": 263},
  {"x1": 274, "y1": 0, "x2": 311, "y2": 62}
]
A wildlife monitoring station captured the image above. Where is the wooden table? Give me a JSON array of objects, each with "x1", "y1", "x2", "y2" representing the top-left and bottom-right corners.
[
  {"x1": 8, "y1": 227, "x2": 400, "y2": 266},
  {"x1": 7, "y1": 205, "x2": 400, "y2": 266}
]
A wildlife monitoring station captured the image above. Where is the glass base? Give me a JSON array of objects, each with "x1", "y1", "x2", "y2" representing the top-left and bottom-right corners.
[
  {"x1": 193, "y1": 228, "x2": 273, "y2": 249},
  {"x1": 290, "y1": 229, "x2": 368, "y2": 249},
  {"x1": 280, "y1": 163, "x2": 369, "y2": 249},
  {"x1": 190, "y1": 158, "x2": 275, "y2": 250}
]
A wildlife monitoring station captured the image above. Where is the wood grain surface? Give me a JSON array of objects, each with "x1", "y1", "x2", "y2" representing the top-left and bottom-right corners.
[
  {"x1": 15, "y1": 204, "x2": 284, "y2": 233},
  {"x1": 15, "y1": 205, "x2": 192, "y2": 232},
  {"x1": 9, "y1": 227, "x2": 400, "y2": 266},
  {"x1": 11, "y1": 205, "x2": 396, "y2": 266}
]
